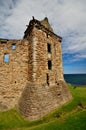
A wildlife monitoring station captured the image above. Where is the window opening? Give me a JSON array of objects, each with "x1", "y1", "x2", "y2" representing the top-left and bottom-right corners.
[
  {"x1": 12, "y1": 43, "x2": 16, "y2": 50},
  {"x1": 46, "y1": 73, "x2": 49, "y2": 86},
  {"x1": 46, "y1": 33, "x2": 48, "y2": 38},
  {"x1": 4, "y1": 53, "x2": 9, "y2": 63},
  {"x1": 47, "y1": 43, "x2": 51, "y2": 53},
  {"x1": 59, "y1": 39, "x2": 62, "y2": 42},
  {"x1": 1, "y1": 41, "x2": 7, "y2": 44},
  {"x1": 57, "y1": 93, "x2": 61, "y2": 97},
  {"x1": 48, "y1": 60, "x2": 52, "y2": 70}
]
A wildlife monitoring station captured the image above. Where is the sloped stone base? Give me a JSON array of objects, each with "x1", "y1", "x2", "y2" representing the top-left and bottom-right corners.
[{"x1": 18, "y1": 80, "x2": 72, "y2": 120}]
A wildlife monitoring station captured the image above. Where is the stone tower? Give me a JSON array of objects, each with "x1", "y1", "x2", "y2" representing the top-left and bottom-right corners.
[{"x1": 18, "y1": 17, "x2": 72, "y2": 120}]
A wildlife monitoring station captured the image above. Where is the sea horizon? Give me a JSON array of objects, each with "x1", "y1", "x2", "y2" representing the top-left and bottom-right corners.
[
  {"x1": 64, "y1": 74, "x2": 86, "y2": 86},
  {"x1": 64, "y1": 73, "x2": 86, "y2": 75}
]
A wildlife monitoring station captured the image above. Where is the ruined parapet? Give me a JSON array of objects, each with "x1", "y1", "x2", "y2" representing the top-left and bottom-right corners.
[{"x1": 18, "y1": 17, "x2": 72, "y2": 120}]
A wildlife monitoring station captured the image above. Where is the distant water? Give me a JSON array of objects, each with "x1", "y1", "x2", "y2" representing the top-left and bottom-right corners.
[{"x1": 64, "y1": 74, "x2": 86, "y2": 86}]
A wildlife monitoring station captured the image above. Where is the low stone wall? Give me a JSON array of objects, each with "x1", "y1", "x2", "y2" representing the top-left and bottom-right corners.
[{"x1": 18, "y1": 80, "x2": 72, "y2": 120}]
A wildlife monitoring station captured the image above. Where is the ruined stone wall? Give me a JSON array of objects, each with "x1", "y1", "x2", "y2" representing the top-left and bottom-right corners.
[
  {"x1": 32, "y1": 27, "x2": 47, "y2": 83},
  {"x1": 26, "y1": 26, "x2": 64, "y2": 85},
  {"x1": 0, "y1": 39, "x2": 29, "y2": 110},
  {"x1": 18, "y1": 22, "x2": 72, "y2": 120},
  {"x1": 0, "y1": 18, "x2": 72, "y2": 120}
]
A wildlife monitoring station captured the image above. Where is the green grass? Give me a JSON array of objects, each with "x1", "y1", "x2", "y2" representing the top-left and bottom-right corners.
[{"x1": 0, "y1": 84, "x2": 86, "y2": 130}]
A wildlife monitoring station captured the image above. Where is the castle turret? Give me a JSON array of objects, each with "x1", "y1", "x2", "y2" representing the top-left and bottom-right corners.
[
  {"x1": 40, "y1": 17, "x2": 53, "y2": 32},
  {"x1": 18, "y1": 17, "x2": 72, "y2": 120}
]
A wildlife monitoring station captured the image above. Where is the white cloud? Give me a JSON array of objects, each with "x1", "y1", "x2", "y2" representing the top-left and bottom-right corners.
[
  {"x1": 0, "y1": 0, "x2": 86, "y2": 62},
  {"x1": 72, "y1": 53, "x2": 86, "y2": 62},
  {"x1": 62, "y1": 34, "x2": 86, "y2": 54}
]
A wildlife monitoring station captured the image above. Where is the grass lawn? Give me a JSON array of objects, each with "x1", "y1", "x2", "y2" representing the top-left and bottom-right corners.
[{"x1": 0, "y1": 84, "x2": 86, "y2": 130}]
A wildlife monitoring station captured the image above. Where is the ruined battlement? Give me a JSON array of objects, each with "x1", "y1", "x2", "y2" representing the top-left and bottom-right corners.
[{"x1": 0, "y1": 17, "x2": 72, "y2": 120}]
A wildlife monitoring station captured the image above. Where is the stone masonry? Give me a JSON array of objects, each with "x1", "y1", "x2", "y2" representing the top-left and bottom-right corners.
[
  {"x1": 0, "y1": 17, "x2": 72, "y2": 120},
  {"x1": 0, "y1": 39, "x2": 29, "y2": 110}
]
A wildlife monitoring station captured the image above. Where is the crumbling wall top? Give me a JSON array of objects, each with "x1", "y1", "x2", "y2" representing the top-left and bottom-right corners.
[
  {"x1": 23, "y1": 17, "x2": 62, "y2": 41},
  {"x1": 40, "y1": 17, "x2": 53, "y2": 32}
]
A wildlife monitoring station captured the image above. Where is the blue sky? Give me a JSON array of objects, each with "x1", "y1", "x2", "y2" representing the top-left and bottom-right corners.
[{"x1": 0, "y1": 0, "x2": 86, "y2": 74}]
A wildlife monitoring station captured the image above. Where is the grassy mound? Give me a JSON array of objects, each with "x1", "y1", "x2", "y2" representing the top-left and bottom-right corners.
[{"x1": 0, "y1": 84, "x2": 86, "y2": 130}]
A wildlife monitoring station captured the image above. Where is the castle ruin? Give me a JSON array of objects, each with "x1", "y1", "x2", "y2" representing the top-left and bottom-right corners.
[{"x1": 0, "y1": 17, "x2": 72, "y2": 120}]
